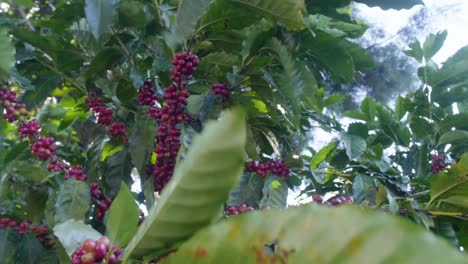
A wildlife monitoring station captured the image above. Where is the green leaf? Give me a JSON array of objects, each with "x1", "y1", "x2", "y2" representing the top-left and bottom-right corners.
[
  {"x1": 101, "y1": 141, "x2": 123, "y2": 161},
  {"x1": 129, "y1": 117, "x2": 157, "y2": 172},
  {"x1": 228, "y1": 173, "x2": 264, "y2": 206},
  {"x1": 440, "y1": 196, "x2": 468, "y2": 209},
  {"x1": 122, "y1": 108, "x2": 247, "y2": 260},
  {"x1": 355, "y1": 0, "x2": 424, "y2": 10},
  {"x1": 439, "y1": 113, "x2": 468, "y2": 131},
  {"x1": 232, "y1": 0, "x2": 305, "y2": 30},
  {"x1": 54, "y1": 178, "x2": 91, "y2": 224},
  {"x1": 341, "y1": 40, "x2": 376, "y2": 70},
  {"x1": 15, "y1": 233, "x2": 47, "y2": 264},
  {"x1": 347, "y1": 123, "x2": 368, "y2": 139},
  {"x1": 404, "y1": 40, "x2": 423, "y2": 62},
  {"x1": 168, "y1": 0, "x2": 213, "y2": 46},
  {"x1": 199, "y1": 0, "x2": 257, "y2": 32},
  {"x1": 85, "y1": 0, "x2": 117, "y2": 39},
  {"x1": 410, "y1": 116, "x2": 432, "y2": 139},
  {"x1": 353, "y1": 174, "x2": 375, "y2": 203},
  {"x1": 310, "y1": 141, "x2": 338, "y2": 169},
  {"x1": 0, "y1": 28, "x2": 15, "y2": 78},
  {"x1": 163, "y1": 206, "x2": 467, "y2": 264},
  {"x1": 196, "y1": 52, "x2": 240, "y2": 82},
  {"x1": 12, "y1": 0, "x2": 34, "y2": 8},
  {"x1": 118, "y1": 0, "x2": 151, "y2": 28},
  {"x1": 259, "y1": 175, "x2": 288, "y2": 209},
  {"x1": 343, "y1": 110, "x2": 368, "y2": 121},
  {"x1": 438, "y1": 130, "x2": 468, "y2": 146},
  {"x1": 22, "y1": 74, "x2": 62, "y2": 108},
  {"x1": 423, "y1": 30, "x2": 447, "y2": 60},
  {"x1": 102, "y1": 147, "x2": 134, "y2": 198},
  {"x1": 85, "y1": 47, "x2": 124, "y2": 79},
  {"x1": 268, "y1": 38, "x2": 304, "y2": 127},
  {"x1": 53, "y1": 220, "x2": 102, "y2": 256},
  {"x1": 107, "y1": 183, "x2": 139, "y2": 248},
  {"x1": 342, "y1": 133, "x2": 366, "y2": 161},
  {"x1": 428, "y1": 154, "x2": 468, "y2": 209},
  {"x1": 301, "y1": 31, "x2": 355, "y2": 83},
  {"x1": 0, "y1": 228, "x2": 20, "y2": 263},
  {"x1": 304, "y1": 14, "x2": 367, "y2": 38}
]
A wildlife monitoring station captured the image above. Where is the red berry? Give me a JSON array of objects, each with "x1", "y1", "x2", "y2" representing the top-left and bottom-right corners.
[
  {"x1": 94, "y1": 243, "x2": 107, "y2": 259},
  {"x1": 81, "y1": 252, "x2": 96, "y2": 264},
  {"x1": 83, "y1": 239, "x2": 96, "y2": 253},
  {"x1": 97, "y1": 236, "x2": 110, "y2": 250}
]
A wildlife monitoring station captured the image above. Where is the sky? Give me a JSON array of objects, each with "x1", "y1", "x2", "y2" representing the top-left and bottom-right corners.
[
  {"x1": 291, "y1": 0, "x2": 468, "y2": 205},
  {"x1": 355, "y1": 0, "x2": 468, "y2": 64}
]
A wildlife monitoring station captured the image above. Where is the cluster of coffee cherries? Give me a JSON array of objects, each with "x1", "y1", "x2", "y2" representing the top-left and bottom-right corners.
[
  {"x1": 311, "y1": 195, "x2": 353, "y2": 206},
  {"x1": 64, "y1": 165, "x2": 88, "y2": 181},
  {"x1": 142, "y1": 52, "x2": 198, "y2": 192},
  {"x1": 90, "y1": 183, "x2": 112, "y2": 220},
  {"x1": 137, "y1": 80, "x2": 158, "y2": 106},
  {"x1": 0, "y1": 87, "x2": 28, "y2": 122},
  {"x1": 431, "y1": 154, "x2": 446, "y2": 174},
  {"x1": 211, "y1": 83, "x2": 230, "y2": 103},
  {"x1": 224, "y1": 204, "x2": 255, "y2": 217},
  {"x1": 18, "y1": 119, "x2": 41, "y2": 139},
  {"x1": 30, "y1": 136, "x2": 56, "y2": 160},
  {"x1": 0, "y1": 217, "x2": 51, "y2": 244},
  {"x1": 108, "y1": 122, "x2": 128, "y2": 144},
  {"x1": 86, "y1": 92, "x2": 128, "y2": 143},
  {"x1": 71, "y1": 236, "x2": 122, "y2": 264},
  {"x1": 245, "y1": 159, "x2": 290, "y2": 178},
  {"x1": 169, "y1": 52, "x2": 199, "y2": 84},
  {"x1": 0, "y1": 86, "x2": 79, "y2": 179}
]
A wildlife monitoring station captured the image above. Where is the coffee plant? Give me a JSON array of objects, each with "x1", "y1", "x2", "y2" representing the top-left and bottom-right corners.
[{"x1": 0, "y1": 0, "x2": 467, "y2": 263}]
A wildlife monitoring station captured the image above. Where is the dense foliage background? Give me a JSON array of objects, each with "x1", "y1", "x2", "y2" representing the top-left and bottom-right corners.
[{"x1": 0, "y1": 0, "x2": 467, "y2": 263}]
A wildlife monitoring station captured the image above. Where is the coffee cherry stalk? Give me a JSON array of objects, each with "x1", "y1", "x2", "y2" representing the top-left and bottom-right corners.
[{"x1": 139, "y1": 52, "x2": 199, "y2": 192}]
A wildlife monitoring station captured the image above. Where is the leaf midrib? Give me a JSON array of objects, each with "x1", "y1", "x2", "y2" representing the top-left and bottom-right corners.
[{"x1": 427, "y1": 176, "x2": 468, "y2": 209}]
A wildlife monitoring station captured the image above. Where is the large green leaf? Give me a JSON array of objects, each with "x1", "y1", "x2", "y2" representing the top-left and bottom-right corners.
[
  {"x1": 300, "y1": 31, "x2": 355, "y2": 83},
  {"x1": 85, "y1": 47, "x2": 124, "y2": 79},
  {"x1": 268, "y1": 38, "x2": 303, "y2": 127},
  {"x1": 102, "y1": 147, "x2": 134, "y2": 198},
  {"x1": 438, "y1": 130, "x2": 468, "y2": 146},
  {"x1": 53, "y1": 220, "x2": 102, "y2": 256},
  {"x1": 168, "y1": 0, "x2": 213, "y2": 45},
  {"x1": 85, "y1": 0, "x2": 117, "y2": 39},
  {"x1": 54, "y1": 178, "x2": 91, "y2": 224},
  {"x1": 228, "y1": 173, "x2": 264, "y2": 207},
  {"x1": 0, "y1": 228, "x2": 20, "y2": 263},
  {"x1": 342, "y1": 133, "x2": 366, "y2": 161},
  {"x1": 15, "y1": 233, "x2": 48, "y2": 264},
  {"x1": 310, "y1": 141, "x2": 339, "y2": 169},
  {"x1": 232, "y1": 0, "x2": 305, "y2": 30},
  {"x1": 129, "y1": 117, "x2": 157, "y2": 173},
  {"x1": 354, "y1": 0, "x2": 424, "y2": 10},
  {"x1": 427, "y1": 154, "x2": 468, "y2": 209},
  {"x1": 423, "y1": 30, "x2": 447, "y2": 60},
  {"x1": 162, "y1": 206, "x2": 467, "y2": 263},
  {"x1": 353, "y1": 174, "x2": 376, "y2": 203},
  {"x1": 200, "y1": 0, "x2": 304, "y2": 32},
  {"x1": 107, "y1": 183, "x2": 139, "y2": 248},
  {"x1": 259, "y1": 175, "x2": 288, "y2": 209},
  {"x1": 22, "y1": 74, "x2": 62, "y2": 108},
  {"x1": 304, "y1": 14, "x2": 367, "y2": 38},
  {"x1": 0, "y1": 28, "x2": 15, "y2": 78},
  {"x1": 122, "y1": 108, "x2": 247, "y2": 261}
]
